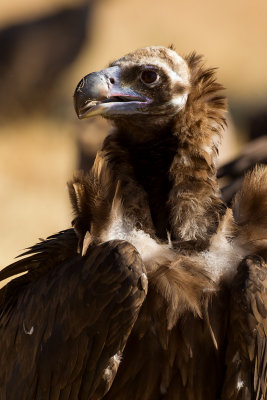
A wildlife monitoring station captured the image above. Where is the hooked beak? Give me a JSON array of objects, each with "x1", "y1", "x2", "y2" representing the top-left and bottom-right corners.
[{"x1": 73, "y1": 66, "x2": 151, "y2": 119}]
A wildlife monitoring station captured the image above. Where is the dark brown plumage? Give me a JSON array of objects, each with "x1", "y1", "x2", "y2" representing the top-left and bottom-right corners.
[
  {"x1": 0, "y1": 46, "x2": 266, "y2": 399},
  {"x1": 0, "y1": 239, "x2": 147, "y2": 399},
  {"x1": 222, "y1": 255, "x2": 267, "y2": 400}
]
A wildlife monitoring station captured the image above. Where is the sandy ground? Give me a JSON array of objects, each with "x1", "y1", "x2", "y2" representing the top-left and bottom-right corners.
[{"x1": 1, "y1": 0, "x2": 266, "y2": 270}]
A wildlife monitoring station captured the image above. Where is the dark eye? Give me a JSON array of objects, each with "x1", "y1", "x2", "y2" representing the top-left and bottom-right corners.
[{"x1": 140, "y1": 70, "x2": 159, "y2": 85}]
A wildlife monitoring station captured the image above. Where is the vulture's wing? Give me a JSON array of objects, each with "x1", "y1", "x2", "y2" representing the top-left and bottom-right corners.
[
  {"x1": 0, "y1": 228, "x2": 78, "y2": 282},
  {"x1": 0, "y1": 239, "x2": 147, "y2": 400},
  {"x1": 222, "y1": 255, "x2": 267, "y2": 399}
]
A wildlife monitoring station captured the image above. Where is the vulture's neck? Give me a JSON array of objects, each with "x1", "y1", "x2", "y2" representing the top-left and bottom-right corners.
[
  {"x1": 115, "y1": 128, "x2": 177, "y2": 239},
  {"x1": 104, "y1": 113, "x2": 225, "y2": 250}
]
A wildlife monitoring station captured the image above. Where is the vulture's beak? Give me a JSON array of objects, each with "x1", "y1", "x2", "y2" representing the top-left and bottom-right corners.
[{"x1": 74, "y1": 66, "x2": 151, "y2": 119}]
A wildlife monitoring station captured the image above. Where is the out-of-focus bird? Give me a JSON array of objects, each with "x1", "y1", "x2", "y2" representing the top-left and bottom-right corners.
[
  {"x1": 0, "y1": 1, "x2": 96, "y2": 119},
  {"x1": 0, "y1": 46, "x2": 266, "y2": 400},
  {"x1": 219, "y1": 134, "x2": 267, "y2": 205},
  {"x1": 219, "y1": 103, "x2": 267, "y2": 204}
]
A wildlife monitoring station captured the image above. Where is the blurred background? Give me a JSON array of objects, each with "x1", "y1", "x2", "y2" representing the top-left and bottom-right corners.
[{"x1": 1, "y1": 0, "x2": 267, "y2": 268}]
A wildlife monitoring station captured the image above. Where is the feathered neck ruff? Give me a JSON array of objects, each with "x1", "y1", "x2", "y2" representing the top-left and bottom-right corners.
[{"x1": 168, "y1": 53, "x2": 227, "y2": 249}]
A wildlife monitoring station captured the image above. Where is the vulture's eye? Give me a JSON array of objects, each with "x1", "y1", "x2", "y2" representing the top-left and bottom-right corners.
[{"x1": 140, "y1": 70, "x2": 159, "y2": 85}]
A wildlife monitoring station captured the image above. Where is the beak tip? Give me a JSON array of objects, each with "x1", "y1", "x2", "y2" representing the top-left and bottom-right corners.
[
  {"x1": 75, "y1": 108, "x2": 84, "y2": 119},
  {"x1": 73, "y1": 96, "x2": 82, "y2": 119}
]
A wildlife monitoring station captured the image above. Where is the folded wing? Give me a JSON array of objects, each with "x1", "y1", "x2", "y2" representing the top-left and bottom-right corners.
[{"x1": 0, "y1": 239, "x2": 147, "y2": 400}]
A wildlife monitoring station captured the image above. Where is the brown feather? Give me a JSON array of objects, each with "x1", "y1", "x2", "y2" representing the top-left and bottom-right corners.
[
  {"x1": 168, "y1": 52, "x2": 227, "y2": 248},
  {"x1": 222, "y1": 255, "x2": 267, "y2": 399},
  {"x1": 232, "y1": 164, "x2": 267, "y2": 257}
]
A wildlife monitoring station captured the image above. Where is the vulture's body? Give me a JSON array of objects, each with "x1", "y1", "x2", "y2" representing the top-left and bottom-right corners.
[{"x1": 0, "y1": 46, "x2": 267, "y2": 399}]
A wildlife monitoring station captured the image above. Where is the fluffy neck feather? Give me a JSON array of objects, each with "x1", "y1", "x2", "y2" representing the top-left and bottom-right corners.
[{"x1": 167, "y1": 53, "x2": 227, "y2": 248}]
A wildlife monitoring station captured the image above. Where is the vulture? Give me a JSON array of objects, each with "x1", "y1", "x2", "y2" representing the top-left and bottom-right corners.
[{"x1": 0, "y1": 46, "x2": 267, "y2": 400}]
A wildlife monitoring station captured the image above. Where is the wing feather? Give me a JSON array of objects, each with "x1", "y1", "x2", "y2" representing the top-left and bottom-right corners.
[
  {"x1": 0, "y1": 229, "x2": 78, "y2": 282},
  {"x1": 0, "y1": 239, "x2": 147, "y2": 400},
  {"x1": 222, "y1": 255, "x2": 267, "y2": 399}
]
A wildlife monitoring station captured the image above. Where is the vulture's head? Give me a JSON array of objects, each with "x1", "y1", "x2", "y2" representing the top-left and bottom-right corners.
[
  {"x1": 74, "y1": 46, "x2": 191, "y2": 128},
  {"x1": 74, "y1": 46, "x2": 226, "y2": 137}
]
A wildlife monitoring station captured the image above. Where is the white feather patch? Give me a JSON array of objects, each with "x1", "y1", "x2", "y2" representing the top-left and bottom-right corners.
[
  {"x1": 200, "y1": 143, "x2": 213, "y2": 155},
  {"x1": 201, "y1": 229, "x2": 242, "y2": 282},
  {"x1": 237, "y1": 377, "x2": 244, "y2": 391},
  {"x1": 102, "y1": 215, "x2": 172, "y2": 263},
  {"x1": 23, "y1": 321, "x2": 34, "y2": 335},
  {"x1": 103, "y1": 351, "x2": 122, "y2": 380},
  {"x1": 168, "y1": 94, "x2": 188, "y2": 111}
]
